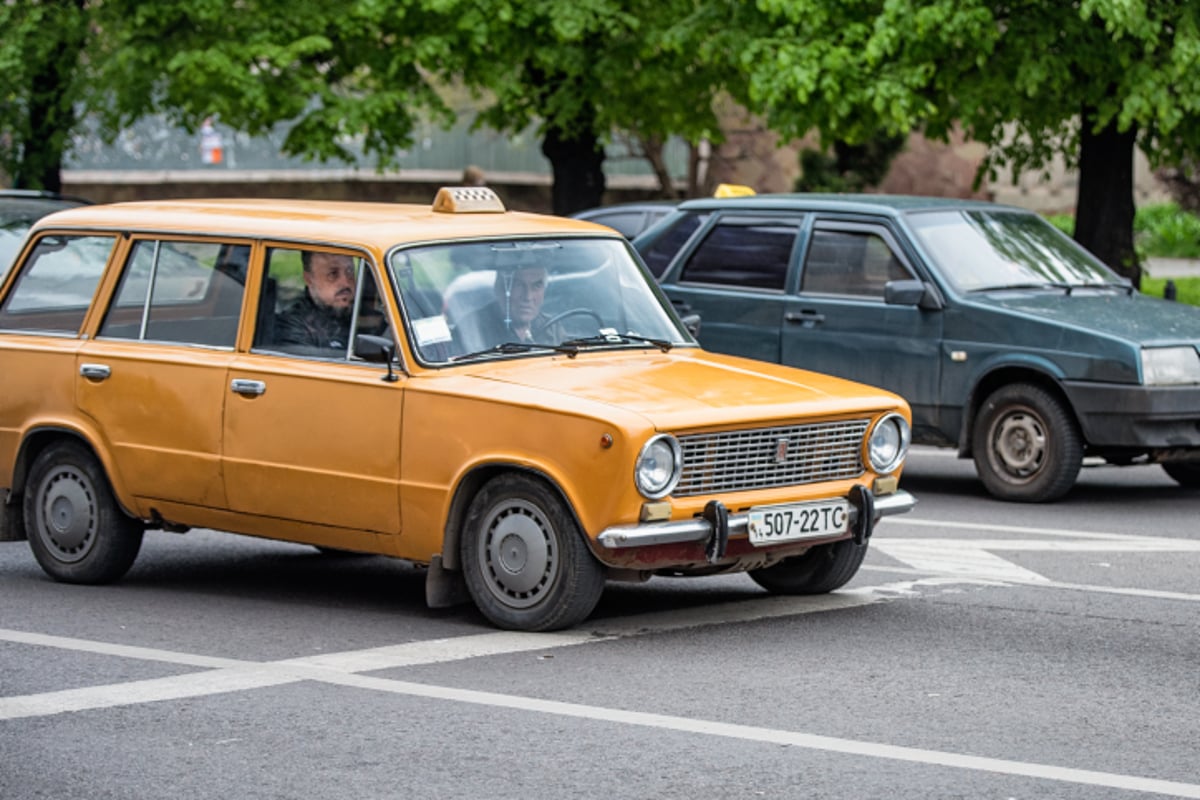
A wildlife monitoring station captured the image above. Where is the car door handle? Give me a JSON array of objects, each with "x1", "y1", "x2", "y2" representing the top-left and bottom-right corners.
[
  {"x1": 230, "y1": 378, "x2": 267, "y2": 396},
  {"x1": 670, "y1": 298, "x2": 693, "y2": 314},
  {"x1": 785, "y1": 310, "x2": 825, "y2": 326},
  {"x1": 79, "y1": 363, "x2": 111, "y2": 380}
]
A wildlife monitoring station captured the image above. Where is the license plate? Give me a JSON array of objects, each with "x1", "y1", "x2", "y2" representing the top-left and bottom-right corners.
[{"x1": 747, "y1": 499, "x2": 849, "y2": 546}]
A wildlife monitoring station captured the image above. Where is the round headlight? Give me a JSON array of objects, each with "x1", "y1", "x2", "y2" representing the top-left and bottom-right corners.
[
  {"x1": 867, "y1": 413, "x2": 911, "y2": 474},
  {"x1": 635, "y1": 434, "x2": 682, "y2": 499}
]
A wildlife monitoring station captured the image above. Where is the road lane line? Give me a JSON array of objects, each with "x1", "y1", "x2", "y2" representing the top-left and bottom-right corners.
[
  {"x1": 862, "y1": 564, "x2": 1200, "y2": 602},
  {"x1": 886, "y1": 517, "x2": 1199, "y2": 542},
  {"x1": 313, "y1": 671, "x2": 1200, "y2": 799},
  {"x1": 0, "y1": 579, "x2": 941, "y2": 720},
  {"x1": 0, "y1": 628, "x2": 249, "y2": 669},
  {"x1": 3, "y1": 576, "x2": 1196, "y2": 796}
]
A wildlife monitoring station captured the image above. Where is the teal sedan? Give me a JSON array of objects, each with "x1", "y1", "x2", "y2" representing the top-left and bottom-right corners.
[{"x1": 634, "y1": 194, "x2": 1200, "y2": 502}]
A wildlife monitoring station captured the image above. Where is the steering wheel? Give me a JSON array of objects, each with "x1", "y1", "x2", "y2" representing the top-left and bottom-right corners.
[{"x1": 535, "y1": 307, "x2": 605, "y2": 334}]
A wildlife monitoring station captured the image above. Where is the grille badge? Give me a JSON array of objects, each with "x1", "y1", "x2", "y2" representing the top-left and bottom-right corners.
[{"x1": 774, "y1": 437, "x2": 790, "y2": 464}]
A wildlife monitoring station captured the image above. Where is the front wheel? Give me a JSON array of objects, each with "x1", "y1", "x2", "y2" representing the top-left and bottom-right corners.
[
  {"x1": 460, "y1": 474, "x2": 604, "y2": 631},
  {"x1": 749, "y1": 538, "x2": 868, "y2": 594},
  {"x1": 1162, "y1": 462, "x2": 1200, "y2": 487},
  {"x1": 24, "y1": 441, "x2": 143, "y2": 584},
  {"x1": 971, "y1": 383, "x2": 1082, "y2": 503}
]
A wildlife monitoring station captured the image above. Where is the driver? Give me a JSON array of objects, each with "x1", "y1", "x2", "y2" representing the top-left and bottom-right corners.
[{"x1": 456, "y1": 264, "x2": 564, "y2": 351}]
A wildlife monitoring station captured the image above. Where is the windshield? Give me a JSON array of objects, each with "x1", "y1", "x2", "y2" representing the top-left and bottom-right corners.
[
  {"x1": 389, "y1": 237, "x2": 692, "y2": 364},
  {"x1": 907, "y1": 209, "x2": 1123, "y2": 292}
]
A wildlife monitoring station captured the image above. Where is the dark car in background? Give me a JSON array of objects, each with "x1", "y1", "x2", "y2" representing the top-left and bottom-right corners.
[
  {"x1": 634, "y1": 193, "x2": 1200, "y2": 502},
  {"x1": 571, "y1": 201, "x2": 679, "y2": 239},
  {"x1": 1, "y1": 190, "x2": 91, "y2": 281}
]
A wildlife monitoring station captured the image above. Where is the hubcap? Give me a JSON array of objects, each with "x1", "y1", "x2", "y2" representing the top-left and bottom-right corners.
[
  {"x1": 36, "y1": 467, "x2": 97, "y2": 562},
  {"x1": 479, "y1": 499, "x2": 556, "y2": 609},
  {"x1": 992, "y1": 409, "x2": 1046, "y2": 479}
]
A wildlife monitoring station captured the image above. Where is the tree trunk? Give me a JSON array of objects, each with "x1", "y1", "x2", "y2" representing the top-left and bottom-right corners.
[
  {"x1": 1074, "y1": 112, "x2": 1139, "y2": 286},
  {"x1": 541, "y1": 124, "x2": 606, "y2": 216},
  {"x1": 11, "y1": 0, "x2": 89, "y2": 193}
]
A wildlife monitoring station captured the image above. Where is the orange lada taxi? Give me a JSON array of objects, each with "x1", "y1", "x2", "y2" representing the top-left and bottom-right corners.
[{"x1": 0, "y1": 188, "x2": 915, "y2": 631}]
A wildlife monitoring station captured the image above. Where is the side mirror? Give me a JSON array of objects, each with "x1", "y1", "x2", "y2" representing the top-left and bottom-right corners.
[
  {"x1": 885, "y1": 279, "x2": 942, "y2": 310},
  {"x1": 355, "y1": 334, "x2": 401, "y2": 382},
  {"x1": 354, "y1": 333, "x2": 393, "y2": 363},
  {"x1": 679, "y1": 312, "x2": 702, "y2": 338}
]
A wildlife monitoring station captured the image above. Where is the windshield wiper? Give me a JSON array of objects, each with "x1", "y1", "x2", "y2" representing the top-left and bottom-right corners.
[
  {"x1": 560, "y1": 332, "x2": 674, "y2": 352},
  {"x1": 969, "y1": 281, "x2": 1073, "y2": 293},
  {"x1": 450, "y1": 341, "x2": 580, "y2": 362},
  {"x1": 1064, "y1": 281, "x2": 1134, "y2": 295}
]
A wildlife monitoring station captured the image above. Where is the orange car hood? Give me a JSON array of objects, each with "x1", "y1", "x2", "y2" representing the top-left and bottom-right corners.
[{"x1": 457, "y1": 348, "x2": 905, "y2": 431}]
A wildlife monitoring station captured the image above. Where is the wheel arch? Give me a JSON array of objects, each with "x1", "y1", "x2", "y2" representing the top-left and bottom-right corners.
[
  {"x1": 958, "y1": 366, "x2": 1081, "y2": 458},
  {"x1": 439, "y1": 462, "x2": 585, "y2": 572}
]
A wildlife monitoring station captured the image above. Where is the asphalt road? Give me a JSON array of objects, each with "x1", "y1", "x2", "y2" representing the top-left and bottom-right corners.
[{"x1": 2, "y1": 448, "x2": 1197, "y2": 799}]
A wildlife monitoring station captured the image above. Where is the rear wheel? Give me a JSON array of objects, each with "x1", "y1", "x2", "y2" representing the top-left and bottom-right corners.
[
  {"x1": 972, "y1": 383, "x2": 1082, "y2": 502},
  {"x1": 461, "y1": 474, "x2": 604, "y2": 631},
  {"x1": 749, "y1": 538, "x2": 868, "y2": 595},
  {"x1": 1162, "y1": 462, "x2": 1200, "y2": 487},
  {"x1": 24, "y1": 441, "x2": 143, "y2": 584}
]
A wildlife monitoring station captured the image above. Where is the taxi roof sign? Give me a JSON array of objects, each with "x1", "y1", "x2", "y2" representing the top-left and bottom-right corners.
[
  {"x1": 432, "y1": 186, "x2": 507, "y2": 213},
  {"x1": 712, "y1": 183, "x2": 756, "y2": 198}
]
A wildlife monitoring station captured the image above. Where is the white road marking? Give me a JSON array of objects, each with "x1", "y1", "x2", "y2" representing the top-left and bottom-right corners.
[
  {"x1": 887, "y1": 516, "x2": 1200, "y2": 542},
  {"x1": 4, "y1": 612, "x2": 1197, "y2": 798},
  {"x1": 874, "y1": 518, "x2": 1200, "y2": 585},
  {"x1": 3, "y1": 545, "x2": 1197, "y2": 797}
]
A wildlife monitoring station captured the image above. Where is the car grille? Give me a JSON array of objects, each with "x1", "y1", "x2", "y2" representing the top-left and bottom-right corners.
[{"x1": 674, "y1": 419, "x2": 868, "y2": 497}]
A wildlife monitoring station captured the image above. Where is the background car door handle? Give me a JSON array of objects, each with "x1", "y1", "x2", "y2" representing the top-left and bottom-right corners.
[
  {"x1": 230, "y1": 378, "x2": 267, "y2": 396},
  {"x1": 785, "y1": 310, "x2": 825, "y2": 326},
  {"x1": 79, "y1": 363, "x2": 111, "y2": 380}
]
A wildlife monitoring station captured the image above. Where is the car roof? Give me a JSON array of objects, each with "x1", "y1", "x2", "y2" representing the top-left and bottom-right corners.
[
  {"x1": 674, "y1": 192, "x2": 1024, "y2": 216},
  {"x1": 31, "y1": 197, "x2": 621, "y2": 252},
  {"x1": 572, "y1": 200, "x2": 680, "y2": 218}
]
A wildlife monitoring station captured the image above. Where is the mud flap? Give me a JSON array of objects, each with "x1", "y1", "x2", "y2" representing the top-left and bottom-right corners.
[
  {"x1": 848, "y1": 485, "x2": 875, "y2": 546},
  {"x1": 702, "y1": 500, "x2": 729, "y2": 563},
  {"x1": 425, "y1": 555, "x2": 470, "y2": 609}
]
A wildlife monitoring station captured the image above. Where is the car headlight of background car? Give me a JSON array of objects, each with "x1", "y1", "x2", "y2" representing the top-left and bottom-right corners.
[
  {"x1": 867, "y1": 413, "x2": 911, "y2": 475},
  {"x1": 636, "y1": 434, "x2": 682, "y2": 499},
  {"x1": 1141, "y1": 346, "x2": 1200, "y2": 385}
]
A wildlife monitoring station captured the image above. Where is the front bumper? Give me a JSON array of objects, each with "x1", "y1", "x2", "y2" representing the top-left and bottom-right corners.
[
  {"x1": 596, "y1": 488, "x2": 916, "y2": 550},
  {"x1": 1061, "y1": 381, "x2": 1200, "y2": 449}
]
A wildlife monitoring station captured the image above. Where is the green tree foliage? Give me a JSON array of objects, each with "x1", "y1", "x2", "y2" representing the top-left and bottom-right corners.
[
  {"x1": 1, "y1": 0, "x2": 741, "y2": 214},
  {"x1": 734, "y1": 0, "x2": 1200, "y2": 283},
  {"x1": 0, "y1": 1, "x2": 92, "y2": 191},
  {"x1": 441, "y1": 0, "x2": 744, "y2": 212}
]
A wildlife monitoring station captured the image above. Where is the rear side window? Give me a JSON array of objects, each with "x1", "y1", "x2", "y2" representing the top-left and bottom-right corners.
[
  {"x1": 641, "y1": 213, "x2": 708, "y2": 278},
  {"x1": 0, "y1": 235, "x2": 115, "y2": 334},
  {"x1": 678, "y1": 216, "x2": 800, "y2": 291},
  {"x1": 801, "y1": 229, "x2": 911, "y2": 297},
  {"x1": 99, "y1": 239, "x2": 250, "y2": 347}
]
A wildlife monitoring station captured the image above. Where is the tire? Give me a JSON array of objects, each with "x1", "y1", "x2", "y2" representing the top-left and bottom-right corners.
[
  {"x1": 1162, "y1": 462, "x2": 1200, "y2": 487},
  {"x1": 23, "y1": 441, "x2": 143, "y2": 584},
  {"x1": 460, "y1": 474, "x2": 604, "y2": 631},
  {"x1": 971, "y1": 383, "x2": 1082, "y2": 503},
  {"x1": 749, "y1": 538, "x2": 868, "y2": 595}
]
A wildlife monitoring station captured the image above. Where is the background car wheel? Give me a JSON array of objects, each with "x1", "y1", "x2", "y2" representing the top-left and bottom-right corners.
[
  {"x1": 460, "y1": 474, "x2": 604, "y2": 631},
  {"x1": 23, "y1": 441, "x2": 143, "y2": 584},
  {"x1": 1162, "y1": 462, "x2": 1200, "y2": 487},
  {"x1": 972, "y1": 383, "x2": 1082, "y2": 503},
  {"x1": 749, "y1": 538, "x2": 868, "y2": 594}
]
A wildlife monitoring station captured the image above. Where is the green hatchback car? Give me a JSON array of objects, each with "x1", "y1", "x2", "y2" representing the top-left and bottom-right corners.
[{"x1": 635, "y1": 194, "x2": 1200, "y2": 502}]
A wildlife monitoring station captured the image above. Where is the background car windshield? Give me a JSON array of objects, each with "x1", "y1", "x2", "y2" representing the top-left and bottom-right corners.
[
  {"x1": 390, "y1": 237, "x2": 688, "y2": 363},
  {"x1": 908, "y1": 210, "x2": 1119, "y2": 292}
]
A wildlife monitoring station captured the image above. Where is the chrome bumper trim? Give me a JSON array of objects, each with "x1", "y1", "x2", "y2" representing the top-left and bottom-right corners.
[{"x1": 596, "y1": 490, "x2": 916, "y2": 550}]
